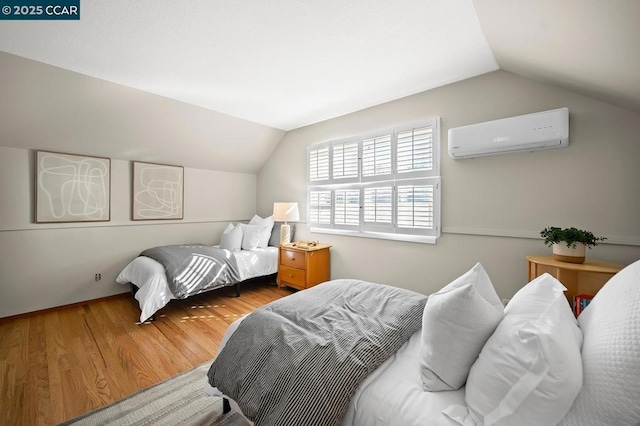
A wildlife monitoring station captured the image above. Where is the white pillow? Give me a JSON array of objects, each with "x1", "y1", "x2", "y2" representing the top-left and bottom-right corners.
[
  {"x1": 219, "y1": 223, "x2": 243, "y2": 252},
  {"x1": 505, "y1": 276, "x2": 579, "y2": 329},
  {"x1": 238, "y1": 224, "x2": 262, "y2": 250},
  {"x1": 559, "y1": 259, "x2": 640, "y2": 426},
  {"x1": 248, "y1": 214, "x2": 275, "y2": 248},
  {"x1": 420, "y1": 262, "x2": 504, "y2": 391},
  {"x1": 464, "y1": 273, "x2": 583, "y2": 426}
]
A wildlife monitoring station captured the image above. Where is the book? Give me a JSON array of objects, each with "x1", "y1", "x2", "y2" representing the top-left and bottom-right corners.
[{"x1": 574, "y1": 294, "x2": 593, "y2": 316}]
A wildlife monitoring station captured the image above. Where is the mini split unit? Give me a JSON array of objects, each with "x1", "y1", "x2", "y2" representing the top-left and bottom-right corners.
[{"x1": 448, "y1": 107, "x2": 569, "y2": 159}]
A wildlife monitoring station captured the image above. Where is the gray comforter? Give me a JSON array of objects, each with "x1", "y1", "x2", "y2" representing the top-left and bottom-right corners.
[
  {"x1": 207, "y1": 279, "x2": 428, "y2": 426},
  {"x1": 140, "y1": 244, "x2": 240, "y2": 299}
]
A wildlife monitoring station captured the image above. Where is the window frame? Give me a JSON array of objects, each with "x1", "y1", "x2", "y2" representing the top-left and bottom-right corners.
[{"x1": 306, "y1": 118, "x2": 441, "y2": 244}]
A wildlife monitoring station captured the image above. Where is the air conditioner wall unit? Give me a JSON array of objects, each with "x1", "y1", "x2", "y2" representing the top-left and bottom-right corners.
[{"x1": 448, "y1": 107, "x2": 569, "y2": 159}]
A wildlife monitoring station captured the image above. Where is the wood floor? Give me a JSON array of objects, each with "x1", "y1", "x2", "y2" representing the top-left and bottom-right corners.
[{"x1": 0, "y1": 278, "x2": 293, "y2": 426}]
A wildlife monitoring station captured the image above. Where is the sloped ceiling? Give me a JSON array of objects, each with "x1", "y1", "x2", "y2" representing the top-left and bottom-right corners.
[
  {"x1": 0, "y1": 0, "x2": 498, "y2": 131},
  {"x1": 473, "y1": 0, "x2": 640, "y2": 113},
  {"x1": 0, "y1": 51, "x2": 285, "y2": 174}
]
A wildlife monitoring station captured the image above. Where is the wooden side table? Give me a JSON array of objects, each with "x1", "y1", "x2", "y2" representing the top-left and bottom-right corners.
[
  {"x1": 526, "y1": 255, "x2": 625, "y2": 303},
  {"x1": 277, "y1": 243, "x2": 331, "y2": 290}
]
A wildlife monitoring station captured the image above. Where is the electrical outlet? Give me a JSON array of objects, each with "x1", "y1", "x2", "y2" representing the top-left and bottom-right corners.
[{"x1": 94, "y1": 273, "x2": 102, "y2": 281}]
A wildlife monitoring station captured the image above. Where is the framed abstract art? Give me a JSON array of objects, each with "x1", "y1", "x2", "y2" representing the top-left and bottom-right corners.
[
  {"x1": 132, "y1": 161, "x2": 184, "y2": 220},
  {"x1": 35, "y1": 150, "x2": 111, "y2": 223}
]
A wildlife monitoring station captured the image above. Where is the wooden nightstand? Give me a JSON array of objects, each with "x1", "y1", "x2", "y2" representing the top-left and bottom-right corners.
[
  {"x1": 526, "y1": 255, "x2": 625, "y2": 303},
  {"x1": 277, "y1": 243, "x2": 331, "y2": 290}
]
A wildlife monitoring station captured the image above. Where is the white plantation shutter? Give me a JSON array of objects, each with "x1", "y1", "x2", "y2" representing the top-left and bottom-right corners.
[
  {"x1": 397, "y1": 184, "x2": 435, "y2": 232},
  {"x1": 362, "y1": 135, "x2": 392, "y2": 178},
  {"x1": 309, "y1": 145, "x2": 330, "y2": 182},
  {"x1": 332, "y1": 141, "x2": 359, "y2": 180},
  {"x1": 307, "y1": 118, "x2": 440, "y2": 243},
  {"x1": 397, "y1": 125, "x2": 435, "y2": 176},
  {"x1": 364, "y1": 186, "x2": 392, "y2": 226},
  {"x1": 334, "y1": 189, "x2": 360, "y2": 226},
  {"x1": 309, "y1": 190, "x2": 331, "y2": 225}
]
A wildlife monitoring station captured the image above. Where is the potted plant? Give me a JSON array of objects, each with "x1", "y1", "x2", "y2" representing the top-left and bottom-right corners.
[{"x1": 540, "y1": 226, "x2": 606, "y2": 264}]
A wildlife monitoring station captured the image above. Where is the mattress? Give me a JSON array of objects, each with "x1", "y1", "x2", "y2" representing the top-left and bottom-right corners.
[
  {"x1": 116, "y1": 246, "x2": 278, "y2": 322},
  {"x1": 215, "y1": 317, "x2": 465, "y2": 426}
]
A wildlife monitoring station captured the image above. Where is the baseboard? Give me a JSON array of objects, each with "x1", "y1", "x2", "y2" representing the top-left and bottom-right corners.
[{"x1": 0, "y1": 292, "x2": 130, "y2": 323}]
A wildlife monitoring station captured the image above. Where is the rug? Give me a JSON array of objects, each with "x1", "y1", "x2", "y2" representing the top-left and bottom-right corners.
[{"x1": 59, "y1": 362, "x2": 251, "y2": 426}]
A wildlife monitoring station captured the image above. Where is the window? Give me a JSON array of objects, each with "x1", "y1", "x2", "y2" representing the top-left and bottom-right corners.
[
  {"x1": 334, "y1": 189, "x2": 360, "y2": 226},
  {"x1": 362, "y1": 135, "x2": 391, "y2": 178},
  {"x1": 364, "y1": 186, "x2": 392, "y2": 225},
  {"x1": 397, "y1": 183, "x2": 435, "y2": 230},
  {"x1": 397, "y1": 126, "x2": 434, "y2": 174},
  {"x1": 309, "y1": 190, "x2": 331, "y2": 224},
  {"x1": 308, "y1": 145, "x2": 329, "y2": 182},
  {"x1": 307, "y1": 118, "x2": 441, "y2": 244},
  {"x1": 332, "y1": 141, "x2": 359, "y2": 180}
]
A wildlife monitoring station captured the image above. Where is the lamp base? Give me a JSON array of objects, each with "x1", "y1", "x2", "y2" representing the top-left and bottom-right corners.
[{"x1": 280, "y1": 224, "x2": 291, "y2": 244}]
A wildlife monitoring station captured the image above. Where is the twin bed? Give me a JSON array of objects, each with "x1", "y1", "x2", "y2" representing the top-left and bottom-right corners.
[
  {"x1": 206, "y1": 259, "x2": 640, "y2": 426},
  {"x1": 116, "y1": 246, "x2": 278, "y2": 322},
  {"x1": 116, "y1": 215, "x2": 284, "y2": 323}
]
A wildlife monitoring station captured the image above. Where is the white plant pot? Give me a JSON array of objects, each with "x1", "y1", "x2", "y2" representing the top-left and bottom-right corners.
[{"x1": 552, "y1": 243, "x2": 586, "y2": 264}]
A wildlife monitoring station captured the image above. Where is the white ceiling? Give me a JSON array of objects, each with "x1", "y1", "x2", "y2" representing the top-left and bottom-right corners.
[
  {"x1": 1, "y1": 0, "x2": 638, "y2": 133},
  {"x1": 0, "y1": 0, "x2": 498, "y2": 131}
]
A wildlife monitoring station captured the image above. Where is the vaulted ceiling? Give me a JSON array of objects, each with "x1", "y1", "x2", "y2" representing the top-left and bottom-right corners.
[
  {"x1": 4, "y1": 0, "x2": 495, "y2": 131},
  {"x1": 474, "y1": 0, "x2": 640, "y2": 114},
  {"x1": 0, "y1": 0, "x2": 638, "y2": 171}
]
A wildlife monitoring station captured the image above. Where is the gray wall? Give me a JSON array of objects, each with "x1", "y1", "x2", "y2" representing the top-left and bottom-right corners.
[
  {"x1": 257, "y1": 70, "x2": 640, "y2": 299},
  {"x1": 3, "y1": 56, "x2": 639, "y2": 318},
  {"x1": 0, "y1": 53, "x2": 273, "y2": 318},
  {"x1": 0, "y1": 146, "x2": 257, "y2": 318},
  {"x1": 0, "y1": 51, "x2": 285, "y2": 174}
]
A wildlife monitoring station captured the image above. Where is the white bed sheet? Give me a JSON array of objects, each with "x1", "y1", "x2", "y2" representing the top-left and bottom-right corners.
[
  {"x1": 215, "y1": 318, "x2": 465, "y2": 426},
  {"x1": 343, "y1": 330, "x2": 465, "y2": 426},
  {"x1": 116, "y1": 247, "x2": 278, "y2": 323}
]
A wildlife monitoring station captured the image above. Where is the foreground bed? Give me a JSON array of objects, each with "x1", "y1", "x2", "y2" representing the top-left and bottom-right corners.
[
  {"x1": 210, "y1": 301, "x2": 466, "y2": 425},
  {"x1": 207, "y1": 260, "x2": 640, "y2": 426}
]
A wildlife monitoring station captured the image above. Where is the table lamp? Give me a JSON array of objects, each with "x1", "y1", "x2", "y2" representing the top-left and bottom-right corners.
[{"x1": 273, "y1": 202, "x2": 300, "y2": 244}]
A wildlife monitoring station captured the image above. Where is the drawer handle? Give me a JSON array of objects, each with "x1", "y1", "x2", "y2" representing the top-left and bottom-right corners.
[
  {"x1": 291, "y1": 257, "x2": 295, "y2": 261},
  {"x1": 289, "y1": 273, "x2": 294, "y2": 277}
]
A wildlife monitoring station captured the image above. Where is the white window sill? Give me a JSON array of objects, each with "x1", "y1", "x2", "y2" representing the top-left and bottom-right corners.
[{"x1": 310, "y1": 227, "x2": 438, "y2": 245}]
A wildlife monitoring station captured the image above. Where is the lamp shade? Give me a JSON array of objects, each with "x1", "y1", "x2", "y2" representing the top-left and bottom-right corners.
[{"x1": 273, "y1": 202, "x2": 300, "y2": 223}]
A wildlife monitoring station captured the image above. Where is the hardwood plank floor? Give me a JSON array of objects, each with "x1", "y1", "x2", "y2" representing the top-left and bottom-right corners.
[{"x1": 0, "y1": 278, "x2": 293, "y2": 426}]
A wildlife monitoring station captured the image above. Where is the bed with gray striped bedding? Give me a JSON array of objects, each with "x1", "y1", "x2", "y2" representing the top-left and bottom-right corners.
[
  {"x1": 207, "y1": 279, "x2": 428, "y2": 426},
  {"x1": 140, "y1": 244, "x2": 240, "y2": 299}
]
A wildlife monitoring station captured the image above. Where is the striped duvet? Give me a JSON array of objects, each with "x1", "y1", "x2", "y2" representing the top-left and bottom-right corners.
[
  {"x1": 140, "y1": 244, "x2": 240, "y2": 299},
  {"x1": 207, "y1": 279, "x2": 428, "y2": 426}
]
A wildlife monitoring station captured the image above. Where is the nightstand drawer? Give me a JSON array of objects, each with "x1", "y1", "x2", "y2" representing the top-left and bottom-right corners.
[
  {"x1": 280, "y1": 248, "x2": 306, "y2": 269},
  {"x1": 279, "y1": 265, "x2": 306, "y2": 287}
]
